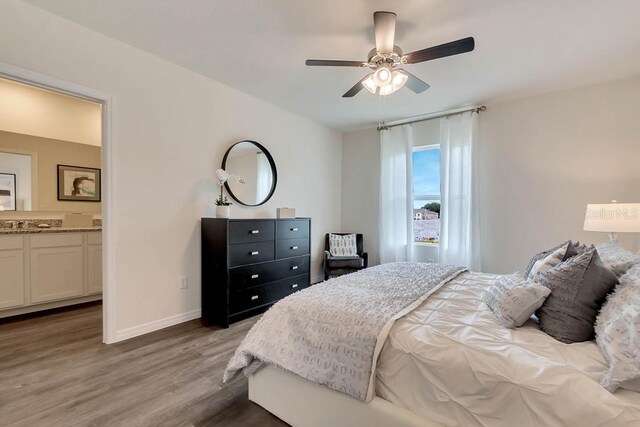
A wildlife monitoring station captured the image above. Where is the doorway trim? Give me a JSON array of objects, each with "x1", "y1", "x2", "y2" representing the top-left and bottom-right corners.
[{"x1": 0, "y1": 61, "x2": 117, "y2": 343}]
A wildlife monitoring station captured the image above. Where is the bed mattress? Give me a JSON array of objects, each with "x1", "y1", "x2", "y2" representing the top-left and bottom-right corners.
[{"x1": 376, "y1": 271, "x2": 640, "y2": 426}]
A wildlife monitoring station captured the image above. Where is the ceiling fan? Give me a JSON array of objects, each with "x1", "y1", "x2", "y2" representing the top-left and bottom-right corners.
[{"x1": 306, "y1": 11, "x2": 475, "y2": 98}]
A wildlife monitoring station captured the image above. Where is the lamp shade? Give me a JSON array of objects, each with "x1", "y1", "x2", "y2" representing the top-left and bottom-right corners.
[{"x1": 583, "y1": 203, "x2": 640, "y2": 232}]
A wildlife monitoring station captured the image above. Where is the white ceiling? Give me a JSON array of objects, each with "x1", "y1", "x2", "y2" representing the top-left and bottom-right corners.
[{"x1": 25, "y1": 0, "x2": 640, "y2": 131}]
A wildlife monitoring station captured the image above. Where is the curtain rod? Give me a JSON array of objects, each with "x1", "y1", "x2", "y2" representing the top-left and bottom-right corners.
[{"x1": 377, "y1": 105, "x2": 486, "y2": 131}]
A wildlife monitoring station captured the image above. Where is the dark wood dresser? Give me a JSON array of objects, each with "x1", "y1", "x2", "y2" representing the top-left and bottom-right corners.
[{"x1": 201, "y1": 218, "x2": 311, "y2": 327}]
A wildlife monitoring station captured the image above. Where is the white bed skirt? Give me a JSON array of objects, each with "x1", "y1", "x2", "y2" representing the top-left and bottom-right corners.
[{"x1": 249, "y1": 365, "x2": 442, "y2": 427}]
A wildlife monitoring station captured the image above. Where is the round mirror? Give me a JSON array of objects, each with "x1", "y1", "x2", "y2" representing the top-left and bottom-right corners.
[{"x1": 222, "y1": 140, "x2": 277, "y2": 206}]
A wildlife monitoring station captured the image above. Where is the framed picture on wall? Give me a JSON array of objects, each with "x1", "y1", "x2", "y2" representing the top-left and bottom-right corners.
[
  {"x1": 57, "y1": 164, "x2": 101, "y2": 202},
  {"x1": 0, "y1": 173, "x2": 17, "y2": 211}
]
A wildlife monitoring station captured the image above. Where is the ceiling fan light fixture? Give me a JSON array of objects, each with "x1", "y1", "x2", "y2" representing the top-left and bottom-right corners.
[
  {"x1": 373, "y1": 66, "x2": 392, "y2": 86},
  {"x1": 390, "y1": 70, "x2": 408, "y2": 91},
  {"x1": 373, "y1": 70, "x2": 408, "y2": 96},
  {"x1": 362, "y1": 74, "x2": 377, "y2": 94}
]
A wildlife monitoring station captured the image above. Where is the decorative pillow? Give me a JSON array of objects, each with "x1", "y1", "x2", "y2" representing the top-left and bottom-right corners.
[
  {"x1": 528, "y1": 243, "x2": 571, "y2": 281},
  {"x1": 482, "y1": 275, "x2": 551, "y2": 329},
  {"x1": 620, "y1": 264, "x2": 640, "y2": 287},
  {"x1": 595, "y1": 242, "x2": 640, "y2": 277},
  {"x1": 595, "y1": 281, "x2": 640, "y2": 392},
  {"x1": 522, "y1": 240, "x2": 571, "y2": 279},
  {"x1": 329, "y1": 233, "x2": 358, "y2": 257},
  {"x1": 536, "y1": 247, "x2": 619, "y2": 343}
]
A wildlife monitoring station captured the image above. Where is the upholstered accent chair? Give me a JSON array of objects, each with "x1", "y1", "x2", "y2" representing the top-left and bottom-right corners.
[{"x1": 324, "y1": 233, "x2": 368, "y2": 280}]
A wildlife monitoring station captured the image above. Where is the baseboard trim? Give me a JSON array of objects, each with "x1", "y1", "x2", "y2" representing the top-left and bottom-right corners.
[
  {"x1": 114, "y1": 308, "x2": 201, "y2": 343},
  {"x1": 311, "y1": 275, "x2": 324, "y2": 285},
  {"x1": 0, "y1": 294, "x2": 102, "y2": 319}
]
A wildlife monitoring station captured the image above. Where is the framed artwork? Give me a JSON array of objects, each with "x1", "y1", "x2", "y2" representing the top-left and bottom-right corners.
[
  {"x1": 57, "y1": 164, "x2": 101, "y2": 202},
  {"x1": 0, "y1": 173, "x2": 17, "y2": 211}
]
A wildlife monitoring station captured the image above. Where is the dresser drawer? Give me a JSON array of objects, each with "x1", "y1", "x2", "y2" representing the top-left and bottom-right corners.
[
  {"x1": 277, "y1": 220, "x2": 309, "y2": 240},
  {"x1": 230, "y1": 275, "x2": 309, "y2": 314},
  {"x1": 229, "y1": 220, "x2": 275, "y2": 244},
  {"x1": 276, "y1": 237, "x2": 310, "y2": 259},
  {"x1": 229, "y1": 256, "x2": 310, "y2": 290},
  {"x1": 229, "y1": 241, "x2": 275, "y2": 267}
]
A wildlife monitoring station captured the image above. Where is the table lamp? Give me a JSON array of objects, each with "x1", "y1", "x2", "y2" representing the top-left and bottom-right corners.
[{"x1": 583, "y1": 201, "x2": 640, "y2": 244}]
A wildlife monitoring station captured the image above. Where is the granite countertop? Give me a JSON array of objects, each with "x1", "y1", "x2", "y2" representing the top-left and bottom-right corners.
[{"x1": 0, "y1": 227, "x2": 102, "y2": 235}]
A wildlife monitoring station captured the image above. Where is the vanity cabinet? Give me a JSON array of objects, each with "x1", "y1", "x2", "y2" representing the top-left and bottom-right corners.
[
  {"x1": 202, "y1": 218, "x2": 311, "y2": 327},
  {"x1": 87, "y1": 233, "x2": 103, "y2": 295},
  {"x1": 0, "y1": 231, "x2": 102, "y2": 318},
  {"x1": 30, "y1": 234, "x2": 84, "y2": 303},
  {"x1": 0, "y1": 236, "x2": 25, "y2": 309}
]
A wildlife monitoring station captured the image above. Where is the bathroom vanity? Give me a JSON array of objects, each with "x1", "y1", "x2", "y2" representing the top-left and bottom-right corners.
[{"x1": 0, "y1": 227, "x2": 102, "y2": 318}]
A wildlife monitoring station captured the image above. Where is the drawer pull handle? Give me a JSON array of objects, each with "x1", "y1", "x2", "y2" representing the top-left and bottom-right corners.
[
  {"x1": 251, "y1": 274, "x2": 259, "y2": 279},
  {"x1": 250, "y1": 251, "x2": 259, "y2": 255},
  {"x1": 291, "y1": 284, "x2": 298, "y2": 289},
  {"x1": 251, "y1": 295, "x2": 259, "y2": 300},
  {"x1": 291, "y1": 246, "x2": 299, "y2": 250},
  {"x1": 251, "y1": 230, "x2": 260, "y2": 234},
  {"x1": 292, "y1": 266, "x2": 299, "y2": 270},
  {"x1": 291, "y1": 228, "x2": 299, "y2": 231}
]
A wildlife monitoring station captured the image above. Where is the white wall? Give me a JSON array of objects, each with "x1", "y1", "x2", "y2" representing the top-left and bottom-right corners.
[
  {"x1": 341, "y1": 128, "x2": 380, "y2": 264},
  {"x1": 0, "y1": 0, "x2": 342, "y2": 338},
  {"x1": 480, "y1": 74, "x2": 640, "y2": 273},
  {"x1": 343, "y1": 74, "x2": 640, "y2": 274}
]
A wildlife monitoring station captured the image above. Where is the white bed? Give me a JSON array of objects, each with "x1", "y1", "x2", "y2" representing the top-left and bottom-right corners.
[{"x1": 248, "y1": 271, "x2": 640, "y2": 426}]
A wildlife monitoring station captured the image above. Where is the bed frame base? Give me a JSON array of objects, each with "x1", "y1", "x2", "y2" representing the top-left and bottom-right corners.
[{"x1": 249, "y1": 366, "x2": 443, "y2": 427}]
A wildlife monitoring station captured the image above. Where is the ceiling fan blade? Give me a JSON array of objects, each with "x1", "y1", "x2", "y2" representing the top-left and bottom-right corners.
[
  {"x1": 342, "y1": 75, "x2": 370, "y2": 98},
  {"x1": 399, "y1": 69, "x2": 430, "y2": 93},
  {"x1": 306, "y1": 59, "x2": 366, "y2": 67},
  {"x1": 373, "y1": 11, "x2": 396, "y2": 54},
  {"x1": 403, "y1": 37, "x2": 475, "y2": 64}
]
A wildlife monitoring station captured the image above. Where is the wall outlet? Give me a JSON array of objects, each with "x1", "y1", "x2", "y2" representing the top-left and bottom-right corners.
[{"x1": 179, "y1": 276, "x2": 188, "y2": 289}]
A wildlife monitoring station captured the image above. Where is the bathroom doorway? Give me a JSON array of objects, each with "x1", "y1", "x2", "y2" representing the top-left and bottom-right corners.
[{"x1": 0, "y1": 65, "x2": 114, "y2": 343}]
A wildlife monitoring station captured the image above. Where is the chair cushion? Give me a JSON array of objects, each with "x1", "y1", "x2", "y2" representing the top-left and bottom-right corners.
[
  {"x1": 329, "y1": 233, "x2": 358, "y2": 257},
  {"x1": 327, "y1": 256, "x2": 364, "y2": 269}
]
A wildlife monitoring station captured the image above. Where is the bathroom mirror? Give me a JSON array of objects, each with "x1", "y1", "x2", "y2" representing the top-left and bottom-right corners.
[
  {"x1": 0, "y1": 150, "x2": 35, "y2": 211},
  {"x1": 222, "y1": 140, "x2": 277, "y2": 206}
]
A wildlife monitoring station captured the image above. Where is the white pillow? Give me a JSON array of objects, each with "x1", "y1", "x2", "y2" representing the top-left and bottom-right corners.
[
  {"x1": 527, "y1": 243, "x2": 569, "y2": 281},
  {"x1": 595, "y1": 272, "x2": 640, "y2": 392},
  {"x1": 595, "y1": 242, "x2": 640, "y2": 277},
  {"x1": 620, "y1": 264, "x2": 640, "y2": 287},
  {"x1": 329, "y1": 233, "x2": 358, "y2": 257},
  {"x1": 482, "y1": 274, "x2": 551, "y2": 329}
]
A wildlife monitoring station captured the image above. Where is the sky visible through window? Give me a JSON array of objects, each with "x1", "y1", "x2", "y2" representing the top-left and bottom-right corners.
[{"x1": 413, "y1": 148, "x2": 440, "y2": 208}]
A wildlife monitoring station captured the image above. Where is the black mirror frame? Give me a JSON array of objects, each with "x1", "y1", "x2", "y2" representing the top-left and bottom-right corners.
[{"x1": 221, "y1": 140, "x2": 277, "y2": 207}]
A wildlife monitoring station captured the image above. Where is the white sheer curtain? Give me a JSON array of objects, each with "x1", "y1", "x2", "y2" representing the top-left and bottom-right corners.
[
  {"x1": 439, "y1": 112, "x2": 481, "y2": 270},
  {"x1": 379, "y1": 124, "x2": 414, "y2": 264}
]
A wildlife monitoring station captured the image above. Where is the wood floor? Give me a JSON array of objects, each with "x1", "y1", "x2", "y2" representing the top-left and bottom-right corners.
[{"x1": 0, "y1": 303, "x2": 289, "y2": 427}]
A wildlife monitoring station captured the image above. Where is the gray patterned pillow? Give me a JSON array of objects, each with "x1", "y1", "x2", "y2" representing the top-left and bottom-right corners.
[
  {"x1": 522, "y1": 240, "x2": 571, "y2": 279},
  {"x1": 483, "y1": 275, "x2": 551, "y2": 329},
  {"x1": 595, "y1": 242, "x2": 640, "y2": 277},
  {"x1": 595, "y1": 281, "x2": 640, "y2": 392},
  {"x1": 329, "y1": 233, "x2": 358, "y2": 257},
  {"x1": 536, "y1": 247, "x2": 619, "y2": 343}
]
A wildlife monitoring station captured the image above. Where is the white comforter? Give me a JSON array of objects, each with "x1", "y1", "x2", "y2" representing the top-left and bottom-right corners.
[{"x1": 376, "y1": 271, "x2": 640, "y2": 427}]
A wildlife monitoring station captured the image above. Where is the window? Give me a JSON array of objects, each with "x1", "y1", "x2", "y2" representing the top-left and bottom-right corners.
[{"x1": 412, "y1": 145, "x2": 441, "y2": 244}]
